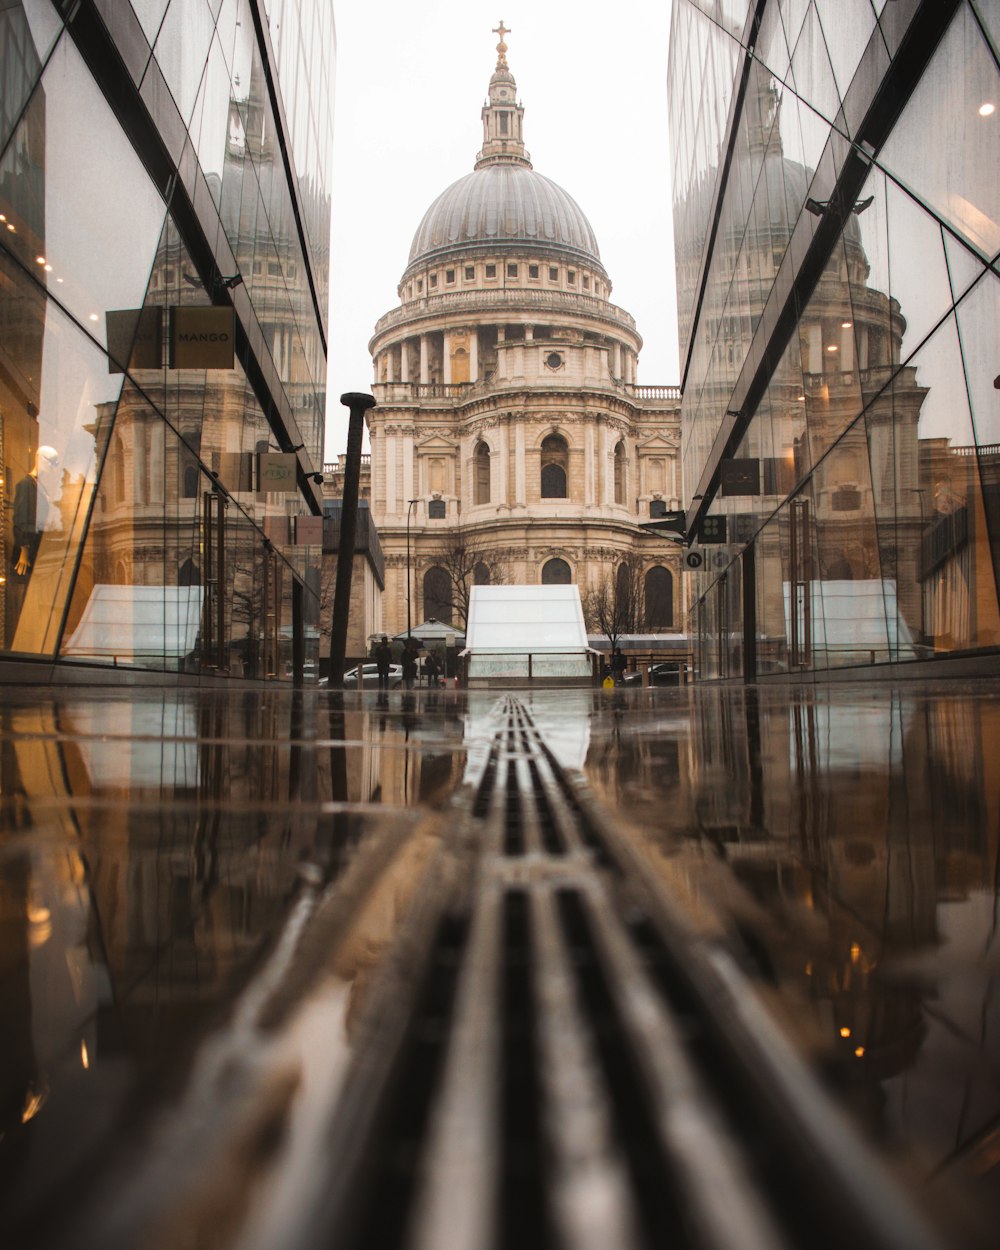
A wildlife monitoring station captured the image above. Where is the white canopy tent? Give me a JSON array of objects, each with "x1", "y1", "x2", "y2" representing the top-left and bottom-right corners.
[{"x1": 464, "y1": 585, "x2": 596, "y2": 686}]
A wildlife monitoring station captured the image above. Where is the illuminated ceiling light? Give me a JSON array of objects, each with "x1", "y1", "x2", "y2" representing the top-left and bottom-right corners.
[
  {"x1": 88, "y1": 313, "x2": 99, "y2": 322},
  {"x1": 56, "y1": 277, "x2": 64, "y2": 283},
  {"x1": 841, "y1": 320, "x2": 853, "y2": 329},
  {"x1": 796, "y1": 394, "x2": 806, "y2": 402},
  {"x1": 979, "y1": 102, "x2": 995, "y2": 117},
  {"x1": 0, "y1": 213, "x2": 6, "y2": 221},
  {"x1": 36, "y1": 255, "x2": 46, "y2": 265},
  {"x1": 81, "y1": 1039, "x2": 90, "y2": 1070},
  {"x1": 826, "y1": 344, "x2": 839, "y2": 352},
  {"x1": 6, "y1": 222, "x2": 15, "y2": 232},
  {"x1": 44, "y1": 264, "x2": 52, "y2": 272},
  {"x1": 839, "y1": 1026, "x2": 851, "y2": 1038},
  {"x1": 850, "y1": 942, "x2": 861, "y2": 962},
  {"x1": 854, "y1": 1046, "x2": 865, "y2": 1058},
  {"x1": 21, "y1": 1090, "x2": 46, "y2": 1124}
]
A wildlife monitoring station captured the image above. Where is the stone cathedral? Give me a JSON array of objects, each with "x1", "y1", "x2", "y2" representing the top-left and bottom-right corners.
[{"x1": 365, "y1": 27, "x2": 682, "y2": 638}]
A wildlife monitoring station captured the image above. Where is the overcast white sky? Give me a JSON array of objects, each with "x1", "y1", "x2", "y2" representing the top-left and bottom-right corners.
[{"x1": 325, "y1": 0, "x2": 679, "y2": 457}]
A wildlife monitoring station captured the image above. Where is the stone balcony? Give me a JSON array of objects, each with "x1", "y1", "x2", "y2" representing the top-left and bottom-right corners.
[
  {"x1": 370, "y1": 379, "x2": 682, "y2": 407},
  {"x1": 370, "y1": 286, "x2": 639, "y2": 339}
]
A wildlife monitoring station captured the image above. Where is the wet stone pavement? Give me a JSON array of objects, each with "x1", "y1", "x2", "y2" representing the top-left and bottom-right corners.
[{"x1": 0, "y1": 681, "x2": 997, "y2": 1249}]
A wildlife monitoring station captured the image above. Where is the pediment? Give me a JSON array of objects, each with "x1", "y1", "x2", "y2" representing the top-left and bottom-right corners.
[
  {"x1": 637, "y1": 432, "x2": 679, "y2": 453},
  {"x1": 415, "y1": 434, "x2": 458, "y2": 455}
]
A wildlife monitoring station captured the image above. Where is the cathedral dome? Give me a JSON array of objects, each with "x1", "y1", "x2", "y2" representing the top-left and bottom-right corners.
[
  {"x1": 406, "y1": 165, "x2": 603, "y2": 272},
  {"x1": 402, "y1": 24, "x2": 606, "y2": 282}
]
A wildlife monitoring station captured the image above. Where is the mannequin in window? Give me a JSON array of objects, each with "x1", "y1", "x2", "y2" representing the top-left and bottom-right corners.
[{"x1": 13, "y1": 445, "x2": 59, "y2": 579}]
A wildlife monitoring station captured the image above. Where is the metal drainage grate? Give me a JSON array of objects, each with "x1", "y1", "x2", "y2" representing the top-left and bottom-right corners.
[
  {"x1": 49, "y1": 696, "x2": 956, "y2": 1250},
  {"x1": 300, "y1": 696, "x2": 950, "y2": 1250}
]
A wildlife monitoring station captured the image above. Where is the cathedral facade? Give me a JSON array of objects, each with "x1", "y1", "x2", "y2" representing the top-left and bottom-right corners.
[{"x1": 365, "y1": 30, "x2": 682, "y2": 641}]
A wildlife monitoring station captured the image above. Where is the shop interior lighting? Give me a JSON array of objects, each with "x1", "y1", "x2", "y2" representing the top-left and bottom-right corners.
[{"x1": 979, "y1": 102, "x2": 995, "y2": 116}]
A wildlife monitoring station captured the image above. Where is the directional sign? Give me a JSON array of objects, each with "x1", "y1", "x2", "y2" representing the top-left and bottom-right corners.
[{"x1": 698, "y1": 515, "x2": 728, "y2": 544}]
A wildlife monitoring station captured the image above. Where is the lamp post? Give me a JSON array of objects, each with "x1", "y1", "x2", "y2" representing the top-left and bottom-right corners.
[
  {"x1": 328, "y1": 391, "x2": 376, "y2": 687},
  {"x1": 406, "y1": 498, "x2": 418, "y2": 640}
]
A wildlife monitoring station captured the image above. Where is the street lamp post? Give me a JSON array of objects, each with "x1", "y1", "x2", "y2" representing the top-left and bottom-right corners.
[
  {"x1": 328, "y1": 391, "x2": 376, "y2": 687},
  {"x1": 406, "y1": 498, "x2": 418, "y2": 640}
]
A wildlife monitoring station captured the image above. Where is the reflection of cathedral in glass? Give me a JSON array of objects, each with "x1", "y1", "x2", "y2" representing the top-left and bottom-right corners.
[
  {"x1": 670, "y1": 3, "x2": 1000, "y2": 677},
  {"x1": 0, "y1": 1, "x2": 334, "y2": 678}
]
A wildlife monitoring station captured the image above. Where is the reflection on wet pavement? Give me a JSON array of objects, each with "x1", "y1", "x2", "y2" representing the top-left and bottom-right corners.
[
  {"x1": 582, "y1": 682, "x2": 1000, "y2": 1225},
  {"x1": 0, "y1": 682, "x2": 997, "y2": 1247}
]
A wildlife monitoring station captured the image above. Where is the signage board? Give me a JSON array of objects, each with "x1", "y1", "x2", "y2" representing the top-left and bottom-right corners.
[
  {"x1": 107, "y1": 306, "x2": 163, "y2": 373},
  {"x1": 698, "y1": 514, "x2": 728, "y2": 544},
  {"x1": 294, "y1": 515, "x2": 324, "y2": 546},
  {"x1": 721, "y1": 458, "x2": 761, "y2": 496},
  {"x1": 169, "y1": 305, "x2": 235, "y2": 369},
  {"x1": 258, "y1": 453, "x2": 297, "y2": 492}
]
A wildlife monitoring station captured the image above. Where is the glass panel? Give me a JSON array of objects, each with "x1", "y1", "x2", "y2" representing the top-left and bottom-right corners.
[
  {"x1": 943, "y1": 229, "x2": 989, "y2": 306},
  {"x1": 1, "y1": 35, "x2": 167, "y2": 345},
  {"x1": 189, "y1": 33, "x2": 231, "y2": 212},
  {"x1": 814, "y1": 0, "x2": 877, "y2": 103},
  {"x1": 913, "y1": 315, "x2": 1000, "y2": 652},
  {"x1": 886, "y1": 178, "x2": 954, "y2": 363},
  {"x1": 150, "y1": 0, "x2": 215, "y2": 129},
  {"x1": 788, "y1": 2, "x2": 844, "y2": 135},
  {"x1": 1, "y1": 277, "x2": 113, "y2": 654},
  {"x1": 879, "y1": 6, "x2": 1000, "y2": 260},
  {"x1": 63, "y1": 382, "x2": 193, "y2": 673},
  {"x1": 130, "y1": 0, "x2": 170, "y2": 44},
  {"x1": 955, "y1": 269, "x2": 1000, "y2": 449},
  {"x1": 0, "y1": 2, "x2": 63, "y2": 157}
]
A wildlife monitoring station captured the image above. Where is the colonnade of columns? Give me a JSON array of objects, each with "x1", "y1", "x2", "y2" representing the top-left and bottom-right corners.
[{"x1": 375, "y1": 329, "x2": 638, "y2": 386}]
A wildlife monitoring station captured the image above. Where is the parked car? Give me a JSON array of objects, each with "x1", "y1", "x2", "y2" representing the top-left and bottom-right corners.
[
  {"x1": 621, "y1": 662, "x2": 682, "y2": 688},
  {"x1": 342, "y1": 663, "x2": 403, "y2": 688}
]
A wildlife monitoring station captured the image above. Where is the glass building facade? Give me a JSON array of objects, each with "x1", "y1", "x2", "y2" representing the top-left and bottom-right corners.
[
  {"x1": 670, "y1": 0, "x2": 1000, "y2": 679},
  {"x1": 0, "y1": 0, "x2": 334, "y2": 679}
]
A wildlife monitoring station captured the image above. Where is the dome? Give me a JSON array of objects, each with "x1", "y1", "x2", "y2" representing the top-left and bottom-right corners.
[{"x1": 405, "y1": 164, "x2": 604, "y2": 276}]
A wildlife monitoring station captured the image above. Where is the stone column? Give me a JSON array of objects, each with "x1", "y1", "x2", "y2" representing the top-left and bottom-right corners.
[
  {"x1": 469, "y1": 330, "x2": 479, "y2": 383},
  {"x1": 515, "y1": 421, "x2": 526, "y2": 505},
  {"x1": 420, "y1": 335, "x2": 429, "y2": 384},
  {"x1": 443, "y1": 331, "x2": 451, "y2": 384},
  {"x1": 385, "y1": 433, "x2": 397, "y2": 514},
  {"x1": 403, "y1": 432, "x2": 415, "y2": 503},
  {"x1": 498, "y1": 420, "x2": 509, "y2": 504},
  {"x1": 400, "y1": 339, "x2": 409, "y2": 383},
  {"x1": 613, "y1": 342, "x2": 622, "y2": 378},
  {"x1": 585, "y1": 423, "x2": 596, "y2": 506}
]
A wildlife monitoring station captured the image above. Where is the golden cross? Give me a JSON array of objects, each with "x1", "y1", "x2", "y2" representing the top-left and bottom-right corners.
[{"x1": 493, "y1": 20, "x2": 510, "y2": 43}]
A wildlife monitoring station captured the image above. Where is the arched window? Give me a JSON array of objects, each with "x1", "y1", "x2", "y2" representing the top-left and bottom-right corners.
[
  {"x1": 614, "y1": 441, "x2": 625, "y2": 504},
  {"x1": 540, "y1": 434, "x2": 568, "y2": 499},
  {"x1": 475, "y1": 441, "x2": 490, "y2": 505},
  {"x1": 616, "y1": 562, "x2": 632, "y2": 602},
  {"x1": 542, "y1": 558, "x2": 571, "y2": 585},
  {"x1": 644, "y1": 566, "x2": 674, "y2": 629},
  {"x1": 183, "y1": 463, "x2": 199, "y2": 498},
  {"x1": 473, "y1": 561, "x2": 491, "y2": 585},
  {"x1": 423, "y1": 566, "x2": 453, "y2": 624}
]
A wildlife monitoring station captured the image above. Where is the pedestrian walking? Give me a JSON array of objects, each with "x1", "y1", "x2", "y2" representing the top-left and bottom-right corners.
[{"x1": 374, "y1": 635, "x2": 392, "y2": 689}]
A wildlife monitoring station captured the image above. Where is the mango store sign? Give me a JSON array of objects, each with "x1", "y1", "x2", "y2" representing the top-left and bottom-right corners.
[{"x1": 169, "y1": 306, "x2": 235, "y2": 369}]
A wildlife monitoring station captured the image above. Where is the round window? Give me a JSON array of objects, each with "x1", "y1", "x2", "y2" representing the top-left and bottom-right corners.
[{"x1": 546, "y1": 352, "x2": 563, "y2": 370}]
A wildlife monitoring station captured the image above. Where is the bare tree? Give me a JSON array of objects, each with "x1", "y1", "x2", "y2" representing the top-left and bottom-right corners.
[
  {"x1": 428, "y1": 527, "x2": 514, "y2": 629},
  {"x1": 582, "y1": 555, "x2": 646, "y2": 651}
]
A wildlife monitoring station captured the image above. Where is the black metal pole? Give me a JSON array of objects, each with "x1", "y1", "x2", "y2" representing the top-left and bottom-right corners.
[
  {"x1": 328, "y1": 391, "x2": 375, "y2": 688},
  {"x1": 406, "y1": 498, "x2": 417, "y2": 639}
]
